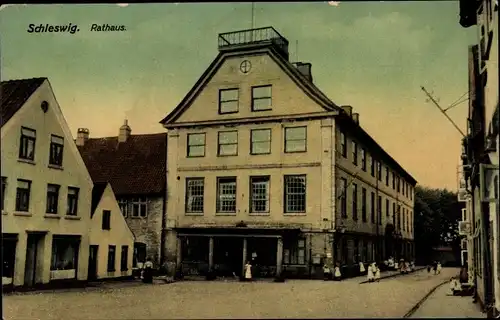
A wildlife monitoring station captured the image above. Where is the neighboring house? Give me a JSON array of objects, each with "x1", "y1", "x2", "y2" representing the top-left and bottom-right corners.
[
  {"x1": 77, "y1": 122, "x2": 167, "y2": 268},
  {"x1": 88, "y1": 182, "x2": 135, "y2": 280},
  {"x1": 1, "y1": 78, "x2": 93, "y2": 289},
  {"x1": 159, "y1": 27, "x2": 416, "y2": 279},
  {"x1": 459, "y1": 0, "x2": 498, "y2": 316}
]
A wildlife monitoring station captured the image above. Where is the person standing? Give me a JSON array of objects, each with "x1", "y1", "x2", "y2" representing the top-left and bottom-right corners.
[
  {"x1": 437, "y1": 261, "x2": 442, "y2": 274},
  {"x1": 323, "y1": 263, "x2": 332, "y2": 281},
  {"x1": 142, "y1": 257, "x2": 154, "y2": 283},
  {"x1": 374, "y1": 263, "x2": 381, "y2": 282},
  {"x1": 359, "y1": 261, "x2": 366, "y2": 276},
  {"x1": 244, "y1": 261, "x2": 252, "y2": 281},
  {"x1": 433, "y1": 261, "x2": 438, "y2": 275},
  {"x1": 367, "y1": 262, "x2": 375, "y2": 282},
  {"x1": 333, "y1": 262, "x2": 342, "y2": 281}
]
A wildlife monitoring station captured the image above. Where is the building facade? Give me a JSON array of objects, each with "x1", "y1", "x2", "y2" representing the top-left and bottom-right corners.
[
  {"x1": 159, "y1": 27, "x2": 416, "y2": 279},
  {"x1": 88, "y1": 182, "x2": 135, "y2": 280},
  {"x1": 77, "y1": 122, "x2": 167, "y2": 269},
  {"x1": 459, "y1": 0, "x2": 499, "y2": 316},
  {"x1": 1, "y1": 78, "x2": 93, "y2": 289}
]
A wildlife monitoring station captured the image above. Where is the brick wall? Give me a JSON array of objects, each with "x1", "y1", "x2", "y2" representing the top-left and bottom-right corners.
[{"x1": 125, "y1": 196, "x2": 164, "y2": 266}]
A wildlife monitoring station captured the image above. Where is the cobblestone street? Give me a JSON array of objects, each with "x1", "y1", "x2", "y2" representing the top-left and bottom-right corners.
[{"x1": 3, "y1": 268, "x2": 458, "y2": 319}]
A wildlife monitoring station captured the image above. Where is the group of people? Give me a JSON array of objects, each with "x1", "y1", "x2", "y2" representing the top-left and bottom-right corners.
[
  {"x1": 427, "y1": 261, "x2": 442, "y2": 275},
  {"x1": 323, "y1": 262, "x2": 343, "y2": 281},
  {"x1": 365, "y1": 262, "x2": 381, "y2": 282},
  {"x1": 136, "y1": 257, "x2": 154, "y2": 283}
]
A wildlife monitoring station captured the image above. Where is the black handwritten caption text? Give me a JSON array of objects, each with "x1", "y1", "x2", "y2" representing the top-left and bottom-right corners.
[{"x1": 27, "y1": 23, "x2": 127, "y2": 34}]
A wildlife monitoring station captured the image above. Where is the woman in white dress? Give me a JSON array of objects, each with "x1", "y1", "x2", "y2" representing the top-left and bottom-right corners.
[
  {"x1": 359, "y1": 261, "x2": 366, "y2": 276},
  {"x1": 367, "y1": 263, "x2": 375, "y2": 282},
  {"x1": 437, "y1": 261, "x2": 442, "y2": 274},
  {"x1": 244, "y1": 261, "x2": 252, "y2": 281},
  {"x1": 374, "y1": 263, "x2": 381, "y2": 281},
  {"x1": 333, "y1": 263, "x2": 342, "y2": 281}
]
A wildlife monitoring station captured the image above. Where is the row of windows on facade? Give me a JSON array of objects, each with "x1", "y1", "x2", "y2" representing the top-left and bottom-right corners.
[
  {"x1": 117, "y1": 198, "x2": 148, "y2": 218},
  {"x1": 337, "y1": 239, "x2": 414, "y2": 264},
  {"x1": 0, "y1": 177, "x2": 79, "y2": 215},
  {"x1": 218, "y1": 85, "x2": 273, "y2": 114},
  {"x1": 186, "y1": 126, "x2": 307, "y2": 158},
  {"x1": 185, "y1": 175, "x2": 306, "y2": 214},
  {"x1": 17, "y1": 127, "x2": 65, "y2": 166},
  {"x1": 339, "y1": 131, "x2": 413, "y2": 201},
  {"x1": 338, "y1": 177, "x2": 413, "y2": 233}
]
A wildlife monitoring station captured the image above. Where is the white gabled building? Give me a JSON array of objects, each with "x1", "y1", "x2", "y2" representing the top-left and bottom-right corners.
[{"x1": 1, "y1": 78, "x2": 93, "y2": 289}]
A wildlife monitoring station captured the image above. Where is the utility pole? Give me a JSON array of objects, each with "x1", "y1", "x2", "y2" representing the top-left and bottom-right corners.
[{"x1": 421, "y1": 86, "x2": 466, "y2": 138}]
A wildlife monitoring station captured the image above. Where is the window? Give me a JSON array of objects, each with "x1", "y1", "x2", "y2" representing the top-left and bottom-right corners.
[
  {"x1": 284, "y1": 238, "x2": 306, "y2": 265},
  {"x1": 250, "y1": 176, "x2": 270, "y2": 214},
  {"x1": 46, "y1": 184, "x2": 60, "y2": 214},
  {"x1": 19, "y1": 127, "x2": 36, "y2": 161},
  {"x1": 107, "y1": 245, "x2": 116, "y2": 272},
  {"x1": 361, "y1": 187, "x2": 367, "y2": 222},
  {"x1": 352, "y1": 141, "x2": 358, "y2": 165},
  {"x1": 385, "y1": 166, "x2": 389, "y2": 186},
  {"x1": 250, "y1": 129, "x2": 271, "y2": 154},
  {"x1": 185, "y1": 178, "x2": 204, "y2": 213},
  {"x1": 217, "y1": 131, "x2": 238, "y2": 156},
  {"x1": 284, "y1": 126, "x2": 307, "y2": 153},
  {"x1": 102, "y1": 210, "x2": 111, "y2": 230},
  {"x1": 377, "y1": 162, "x2": 382, "y2": 181},
  {"x1": 370, "y1": 191, "x2": 375, "y2": 223},
  {"x1": 392, "y1": 172, "x2": 396, "y2": 189},
  {"x1": 187, "y1": 133, "x2": 206, "y2": 157},
  {"x1": 370, "y1": 157, "x2": 375, "y2": 177},
  {"x1": 251, "y1": 85, "x2": 272, "y2": 111},
  {"x1": 121, "y1": 245, "x2": 129, "y2": 271},
  {"x1": 219, "y1": 88, "x2": 239, "y2": 114},
  {"x1": 385, "y1": 199, "x2": 389, "y2": 217},
  {"x1": 284, "y1": 175, "x2": 306, "y2": 213},
  {"x1": 1, "y1": 177, "x2": 6, "y2": 211},
  {"x1": 402, "y1": 182, "x2": 406, "y2": 196},
  {"x1": 392, "y1": 203, "x2": 396, "y2": 225},
  {"x1": 131, "y1": 198, "x2": 147, "y2": 218},
  {"x1": 406, "y1": 183, "x2": 409, "y2": 197},
  {"x1": 377, "y1": 196, "x2": 382, "y2": 225},
  {"x1": 67, "y1": 187, "x2": 79, "y2": 216},
  {"x1": 340, "y1": 132, "x2": 347, "y2": 157},
  {"x1": 118, "y1": 199, "x2": 128, "y2": 217},
  {"x1": 15, "y1": 179, "x2": 31, "y2": 212},
  {"x1": 402, "y1": 208, "x2": 406, "y2": 231},
  {"x1": 361, "y1": 148, "x2": 366, "y2": 171},
  {"x1": 216, "y1": 177, "x2": 237, "y2": 213},
  {"x1": 51, "y1": 237, "x2": 79, "y2": 271},
  {"x1": 49, "y1": 135, "x2": 64, "y2": 166},
  {"x1": 409, "y1": 186, "x2": 413, "y2": 200},
  {"x1": 352, "y1": 183, "x2": 358, "y2": 220},
  {"x1": 339, "y1": 178, "x2": 347, "y2": 218},
  {"x1": 397, "y1": 205, "x2": 401, "y2": 230}
]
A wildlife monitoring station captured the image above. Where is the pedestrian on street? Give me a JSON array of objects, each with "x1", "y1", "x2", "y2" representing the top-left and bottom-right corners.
[
  {"x1": 367, "y1": 262, "x2": 375, "y2": 282},
  {"x1": 244, "y1": 261, "x2": 252, "y2": 281},
  {"x1": 427, "y1": 264, "x2": 431, "y2": 273},
  {"x1": 333, "y1": 262, "x2": 342, "y2": 281},
  {"x1": 323, "y1": 263, "x2": 332, "y2": 281},
  {"x1": 374, "y1": 263, "x2": 381, "y2": 282},
  {"x1": 437, "y1": 261, "x2": 442, "y2": 274},
  {"x1": 433, "y1": 261, "x2": 438, "y2": 275},
  {"x1": 359, "y1": 261, "x2": 366, "y2": 276},
  {"x1": 142, "y1": 257, "x2": 154, "y2": 283}
]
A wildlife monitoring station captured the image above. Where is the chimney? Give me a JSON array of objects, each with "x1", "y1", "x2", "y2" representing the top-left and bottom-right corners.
[
  {"x1": 294, "y1": 62, "x2": 313, "y2": 82},
  {"x1": 76, "y1": 128, "x2": 89, "y2": 146},
  {"x1": 352, "y1": 113, "x2": 359, "y2": 125},
  {"x1": 118, "y1": 119, "x2": 131, "y2": 143},
  {"x1": 341, "y1": 105, "x2": 353, "y2": 117}
]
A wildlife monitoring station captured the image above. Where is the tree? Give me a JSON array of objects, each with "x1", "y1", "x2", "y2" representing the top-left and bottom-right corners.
[{"x1": 414, "y1": 186, "x2": 464, "y2": 264}]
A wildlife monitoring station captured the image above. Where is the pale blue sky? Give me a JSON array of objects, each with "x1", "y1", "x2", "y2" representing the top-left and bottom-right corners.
[{"x1": 0, "y1": 2, "x2": 477, "y2": 190}]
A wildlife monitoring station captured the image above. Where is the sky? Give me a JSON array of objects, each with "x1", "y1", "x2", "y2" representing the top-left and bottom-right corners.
[{"x1": 0, "y1": 2, "x2": 478, "y2": 190}]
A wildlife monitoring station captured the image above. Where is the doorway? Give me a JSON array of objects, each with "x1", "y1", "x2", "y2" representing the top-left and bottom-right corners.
[
  {"x1": 24, "y1": 233, "x2": 44, "y2": 287},
  {"x1": 88, "y1": 245, "x2": 99, "y2": 280},
  {"x1": 213, "y1": 237, "x2": 243, "y2": 277}
]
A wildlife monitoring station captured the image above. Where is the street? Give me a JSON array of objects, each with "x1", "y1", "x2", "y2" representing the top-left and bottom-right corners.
[{"x1": 4, "y1": 268, "x2": 459, "y2": 319}]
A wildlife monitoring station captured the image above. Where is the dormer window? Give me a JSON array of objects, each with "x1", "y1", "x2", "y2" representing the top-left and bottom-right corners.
[
  {"x1": 218, "y1": 88, "x2": 239, "y2": 114},
  {"x1": 251, "y1": 85, "x2": 272, "y2": 111}
]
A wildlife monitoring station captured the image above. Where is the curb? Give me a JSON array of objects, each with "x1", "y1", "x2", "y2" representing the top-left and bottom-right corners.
[
  {"x1": 359, "y1": 267, "x2": 426, "y2": 284},
  {"x1": 402, "y1": 279, "x2": 449, "y2": 318}
]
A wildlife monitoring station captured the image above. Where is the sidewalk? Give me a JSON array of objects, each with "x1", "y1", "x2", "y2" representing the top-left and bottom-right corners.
[{"x1": 409, "y1": 281, "x2": 485, "y2": 318}]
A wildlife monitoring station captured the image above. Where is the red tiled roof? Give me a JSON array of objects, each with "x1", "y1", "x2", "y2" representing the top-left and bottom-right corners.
[
  {"x1": 77, "y1": 133, "x2": 167, "y2": 196},
  {"x1": 1, "y1": 78, "x2": 46, "y2": 127}
]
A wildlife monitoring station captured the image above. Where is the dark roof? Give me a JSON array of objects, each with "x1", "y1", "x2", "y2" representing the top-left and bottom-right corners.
[
  {"x1": 91, "y1": 182, "x2": 108, "y2": 217},
  {"x1": 77, "y1": 133, "x2": 167, "y2": 196},
  {"x1": 160, "y1": 43, "x2": 340, "y2": 125},
  {"x1": 1, "y1": 78, "x2": 46, "y2": 127}
]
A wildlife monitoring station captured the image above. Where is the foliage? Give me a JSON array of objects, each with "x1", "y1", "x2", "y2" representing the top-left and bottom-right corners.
[{"x1": 414, "y1": 186, "x2": 464, "y2": 262}]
